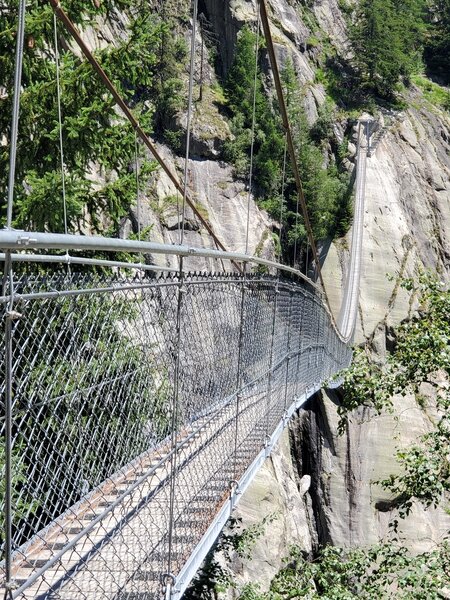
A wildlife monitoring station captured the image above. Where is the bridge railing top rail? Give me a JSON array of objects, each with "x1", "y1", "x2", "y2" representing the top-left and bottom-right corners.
[{"x1": 0, "y1": 230, "x2": 351, "y2": 343}]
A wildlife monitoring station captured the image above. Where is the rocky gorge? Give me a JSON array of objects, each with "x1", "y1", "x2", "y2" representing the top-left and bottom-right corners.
[
  {"x1": 3, "y1": 0, "x2": 449, "y2": 594},
  {"x1": 55, "y1": 0, "x2": 450, "y2": 593},
  {"x1": 151, "y1": 0, "x2": 450, "y2": 596}
]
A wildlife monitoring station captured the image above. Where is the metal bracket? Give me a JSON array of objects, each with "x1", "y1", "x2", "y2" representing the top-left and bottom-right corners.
[
  {"x1": 228, "y1": 479, "x2": 239, "y2": 494},
  {"x1": 163, "y1": 572, "x2": 176, "y2": 600},
  {"x1": 4, "y1": 579, "x2": 19, "y2": 600},
  {"x1": 6, "y1": 310, "x2": 22, "y2": 321},
  {"x1": 17, "y1": 235, "x2": 37, "y2": 246}
]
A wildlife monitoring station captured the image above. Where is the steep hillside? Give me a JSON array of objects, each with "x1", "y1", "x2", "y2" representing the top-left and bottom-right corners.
[
  {"x1": 2, "y1": 0, "x2": 449, "y2": 594},
  {"x1": 182, "y1": 0, "x2": 450, "y2": 596}
]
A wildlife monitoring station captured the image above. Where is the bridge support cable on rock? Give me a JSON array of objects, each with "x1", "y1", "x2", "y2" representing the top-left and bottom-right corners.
[{"x1": 337, "y1": 121, "x2": 371, "y2": 340}]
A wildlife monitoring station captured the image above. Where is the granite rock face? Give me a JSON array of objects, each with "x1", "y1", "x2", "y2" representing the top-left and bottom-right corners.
[
  {"x1": 121, "y1": 143, "x2": 275, "y2": 272},
  {"x1": 323, "y1": 105, "x2": 450, "y2": 343},
  {"x1": 90, "y1": 0, "x2": 450, "y2": 590},
  {"x1": 191, "y1": 0, "x2": 450, "y2": 592},
  {"x1": 293, "y1": 385, "x2": 450, "y2": 553}
]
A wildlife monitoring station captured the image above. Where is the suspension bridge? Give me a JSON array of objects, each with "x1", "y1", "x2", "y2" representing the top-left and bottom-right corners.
[{"x1": 1, "y1": 0, "x2": 372, "y2": 598}]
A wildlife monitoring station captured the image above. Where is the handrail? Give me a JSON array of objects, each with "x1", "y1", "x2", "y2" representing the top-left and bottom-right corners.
[
  {"x1": 0, "y1": 230, "x2": 316, "y2": 285},
  {"x1": 0, "y1": 230, "x2": 352, "y2": 342},
  {"x1": 0, "y1": 252, "x2": 178, "y2": 273}
]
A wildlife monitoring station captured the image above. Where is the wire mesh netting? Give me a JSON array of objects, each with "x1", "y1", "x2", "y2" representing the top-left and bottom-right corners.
[{"x1": 0, "y1": 266, "x2": 351, "y2": 599}]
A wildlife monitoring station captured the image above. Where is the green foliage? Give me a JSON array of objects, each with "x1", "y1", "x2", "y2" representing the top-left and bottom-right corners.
[
  {"x1": 423, "y1": 0, "x2": 450, "y2": 84},
  {"x1": 223, "y1": 25, "x2": 284, "y2": 198},
  {"x1": 380, "y1": 405, "x2": 450, "y2": 516},
  {"x1": 349, "y1": 0, "x2": 426, "y2": 97},
  {"x1": 340, "y1": 274, "x2": 450, "y2": 419},
  {"x1": 0, "y1": 0, "x2": 186, "y2": 232},
  {"x1": 283, "y1": 59, "x2": 351, "y2": 245},
  {"x1": 224, "y1": 35, "x2": 351, "y2": 264},
  {"x1": 309, "y1": 101, "x2": 335, "y2": 144},
  {"x1": 247, "y1": 542, "x2": 450, "y2": 599},
  {"x1": 193, "y1": 538, "x2": 450, "y2": 599},
  {"x1": 411, "y1": 74, "x2": 450, "y2": 109},
  {"x1": 184, "y1": 513, "x2": 278, "y2": 599}
]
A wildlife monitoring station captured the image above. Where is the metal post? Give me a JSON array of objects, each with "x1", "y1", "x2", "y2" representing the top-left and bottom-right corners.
[
  {"x1": 3, "y1": 251, "x2": 15, "y2": 597},
  {"x1": 264, "y1": 277, "x2": 279, "y2": 446},
  {"x1": 6, "y1": 0, "x2": 26, "y2": 228},
  {"x1": 232, "y1": 267, "x2": 247, "y2": 484},
  {"x1": 295, "y1": 291, "x2": 307, "y2": 398},
  {"x1": 180, "y1": 0, "x2": 198, "y2": 246},
  {"x1": 366, "y1": 120, "x2": 371, "y2": 157},
  {"x1": 166, "y1": 258, "x2": 184, "y2": 594},
  {"x1": 282, "y1": 289, "x2": 294, "y2": 417},
  {"x1": 1, "y1": 0, "x2": 24, "y2": 562}
]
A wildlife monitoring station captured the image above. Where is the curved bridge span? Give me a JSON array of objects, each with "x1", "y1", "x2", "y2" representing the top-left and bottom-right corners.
[
  {"x1": 0, "y1": 122, "x2": 371, "y2": 600},
  {"x1": 1, "y1": 241, "x2": 353, "y2": 599}
]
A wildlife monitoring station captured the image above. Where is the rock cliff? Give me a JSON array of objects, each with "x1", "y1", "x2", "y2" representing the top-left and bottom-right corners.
[{"x1": 181, "y1": 0, "x2": 450, "y2": 595}]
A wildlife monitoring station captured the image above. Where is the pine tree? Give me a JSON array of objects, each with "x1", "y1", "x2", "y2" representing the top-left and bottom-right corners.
[
  {"x1": 424, "y1": 0, "x2": 450, "y2": 83},
  {"x1": 350, "y1": 0, "x2": 425, "y2": 96},
  {"x1": 350, "y1": 0, "x2": 405, "y2": 96},
  {"x1": 0, "y1": 0, "x2": 186, "y2": 232}
]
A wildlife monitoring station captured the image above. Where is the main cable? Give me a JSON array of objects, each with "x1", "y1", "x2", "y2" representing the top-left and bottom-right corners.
[
  {"x1": 245, "y1": 0, "x2": 261, "y2": 255},
  {"x1": 181, "y1": 0, "x2": 199, "y2": 246},
  {"x1": 6, "y1": 0, "x2": 26, "y2": 229},
  {"x1": 53, "y1": 13, "x2": 68, "y2": 236},
  {"x1": 134, "y1": 131, "x2": 144, "y2": 268}
]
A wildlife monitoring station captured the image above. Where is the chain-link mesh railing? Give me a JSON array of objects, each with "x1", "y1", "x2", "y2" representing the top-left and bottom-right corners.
[{"x1": 0, "y1": 262, "x2": 351, "y2": 599}]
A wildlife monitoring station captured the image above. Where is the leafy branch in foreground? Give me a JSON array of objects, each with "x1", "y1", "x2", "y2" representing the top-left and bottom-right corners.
[
  {"x1": 0, "y1": 0, "x2": 187, "y2": 232},
  {"x1": 340, "y1": 273, "x2": 450, "y2": 420},
  {"x1": 184, "y1": 513, "x2": 278, "y2": 599},
  {"x1": 238, "y1": 542, "x2": 450, "y2": 599}
]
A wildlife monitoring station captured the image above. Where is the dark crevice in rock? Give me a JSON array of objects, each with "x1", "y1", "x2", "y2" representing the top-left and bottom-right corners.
[
  {"x1": 375, "y1": 494, "x2": 408, "y2": 512},
  {"x1": 199, "y1": 0, "x2": 240, "y2": 78},
  {"x1": 288, "y1": 392, "x2": 340, "y2": 548},
  {"x1": 344, "y1": 419, "x2": 356, "y2": 545}
]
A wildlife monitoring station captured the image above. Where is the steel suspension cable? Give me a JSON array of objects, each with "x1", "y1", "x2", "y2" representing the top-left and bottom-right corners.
[
  {"x1": 245, "y1": 0, "x2": 261, "y2": 255},
  {"x1": 3, "y1": 2, "x2": 25, "y2": 592},
  {"x1": 6, "y1": 0, "x2": 26, "y2": 229},
  {"x1": 53, "y1": 13, "x2": 68, "y2": 236},
  {"x1": 134, "y1": 133, "x2": 141, "y2": 243},
  {"x1": 278, "y1": 134, "x2": 288, "y2": 262},
  {"x1": 181, "y1": 0, "x2": 199, "y2": 246},
  {"x1": 258, "y1": 0, "x2": 331, "y2": 310},
  {"x1": 134, "y1": 131, "x2": 144, "y2": 268},
  {"x1": 166, "y1": 0, "x2": 198, "y2": 587},
  {"x1": 293, "y1": 193, "x2": 300, "y2": 269}
]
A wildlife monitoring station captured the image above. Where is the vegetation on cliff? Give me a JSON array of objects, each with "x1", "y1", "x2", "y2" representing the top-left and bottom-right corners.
[
  {"x1": 341, "y1": 274, "x2": 450, "y2": 514},
  {"x1": 0, "y1": 0, "x2": 187, "y2": 233},
  {"x1": 348, "y1": 0, "x2": 450, "y2": 97},
  {"x1": 223, "y1": 27, "x2": 351, "y2": 262}
]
